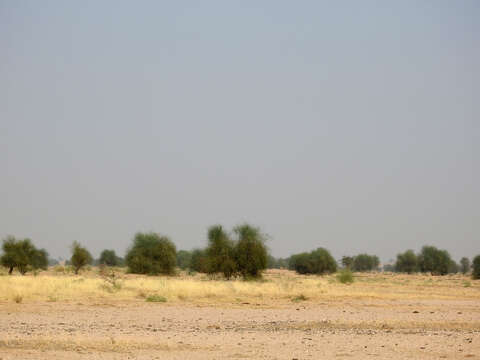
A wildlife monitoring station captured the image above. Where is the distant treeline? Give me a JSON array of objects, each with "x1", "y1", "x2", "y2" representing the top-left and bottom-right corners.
[{"x1": 1, "y1": 225, "x2": 480, "y2": 280}]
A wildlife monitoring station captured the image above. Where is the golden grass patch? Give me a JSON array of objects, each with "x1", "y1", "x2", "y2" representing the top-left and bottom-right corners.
[{"x1": 0, "y1": 269, "x2": 478, "y2": 305}]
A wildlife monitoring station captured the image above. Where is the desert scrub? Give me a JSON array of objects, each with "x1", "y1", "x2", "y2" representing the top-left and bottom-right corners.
[
  {"x1": 292, "y1": 294, "x2": 308, "y2": 302},
  {"x1": 13, "y1": 294, "x2": 23, "y2": 303},
  {"x1": 146, "y1": 295, "x2": 167, "y2": 303},
  {"x1": 337, "y1": 269, "x2": 354, "y2": 284}
]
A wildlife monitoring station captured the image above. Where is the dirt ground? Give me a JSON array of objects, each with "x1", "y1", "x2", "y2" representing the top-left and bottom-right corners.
[{"x1": 1, "y1": 297, "x2": 479, "y2": 359}]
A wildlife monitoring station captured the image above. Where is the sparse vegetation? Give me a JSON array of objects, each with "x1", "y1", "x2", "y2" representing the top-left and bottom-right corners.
[
  {"x1": 337, "y1": 269, "x2": 354, "y2": 284},
  {"x1": 146, "y1": 294, "x2": 167, "y2": 303},
  {"x1": 292, "y1": 294, "x2": 308, "y2": 302}
]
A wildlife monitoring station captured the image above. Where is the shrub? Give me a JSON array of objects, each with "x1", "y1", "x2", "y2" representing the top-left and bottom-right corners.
[
  {"x1": 206, "y1": 225, "x2": 237, "y2": 279},
  {"x1": 0, "y1": 236, "x2": 48, "y2": 275},
  {"x1": 31, "y1": 248, "x2": 48, "y2": 271},
  {"x1": 13, "y1": 294, "x2": 23, "y2": 304},
  {"x1": 233, "y1": 224, "x2": 268, "y2": 279},
  {"x1": 337, "y1": 269, "x2": 354, "y2": 284},
  {"x1": 341, "y1": 256, "x2": 354, "y2": 269},
  {"x1": 290, "y1": 248, "x2": 337, "y2": 275},
  {"x1": 70, "y1": 242, "x2": 93, "y2": 275},
  {"x1": 125, "y1": 232, "x2": 176, "y2": 275},
  {"x1": 395, "y1": 250, "x2": 417, "y2": 274},
  {"x1": 292, "y1": 294, "x2": 308, "y2": 302},
  {"x1": 418, "y1": 246, "x2": 452, "y2": 275},
  {"x1": 472, "y1": 255, "x2": 480, "y2": 280},
  {"x1": 352, "y1": 254, "x2": 379, "y2": 272},
  {"x1": 460, "y1": 257, "x2": 470, "y2": 275},
  {"x1": 190, "y1": 249, "x2": 209, "y2": 273},
  {"x1": 99, "y1": 249, "x2": 123, "y2": 266},
  {"x1": 146, "y1": 295, "x2": 167, "y2": 303}
]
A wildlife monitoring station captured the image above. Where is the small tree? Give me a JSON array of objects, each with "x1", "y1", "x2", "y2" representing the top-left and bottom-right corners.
[
  {"x1": 31, "y1": 248, "x2": 49, "y2": 271},
  {"x1": 395, "y1": 250, "x2": 417, "y2": 274},
  {"x1": 190, "y1": 248, "x2": 208, "y2": 273},
  {"x1": 233, "y1": 224, "x2": 268, "y2": 279},
  {"x1": 0, "y1": 236, "x2": 45, "y2": 275},
  {"x1": 460, "y1": 257, "x2": 470, "y2": 275},
  {"x1": 70, "y1": 242, "x2": 93, "y2": 274},
  {"x1": 99, "y1": 249, "x2": 121, "y2": 266},
  {"x1": 472, "y1": 255, "x2": 480, "y2": 280},
  {"x1": 125, "y1": 232, "x2": 176, "y2": 275},
  {"x1": 352, "y1": 254, "x2": 380, "y2": 272},
  {"x1": 206, "y1": 225, "x2": 237, "y2": 279},
  {"x1": 289, "y1": 248, "x2": 337, "y2": 275},
  {"x1": 418, "y1": 246, "x2": 452, "y2": 275},
  {"x1": 289, "y1": 252, "x2": 312, "y2": 274},
  {"x1": 341, "y1": 256, "x2": 354, "y2": 269}
]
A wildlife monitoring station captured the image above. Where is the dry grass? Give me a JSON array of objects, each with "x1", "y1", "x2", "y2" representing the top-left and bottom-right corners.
[
  {"x1": 0, "y1": 268, "x2": 479, "y2": 305},
  {"x1": 0, "y1": 337, "x2": 205, "y2": 353}
]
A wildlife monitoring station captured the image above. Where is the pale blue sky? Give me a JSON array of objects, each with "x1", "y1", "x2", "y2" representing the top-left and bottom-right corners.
[{"x1": 1, "y1": 1, "x2": 478, "y2": 262}]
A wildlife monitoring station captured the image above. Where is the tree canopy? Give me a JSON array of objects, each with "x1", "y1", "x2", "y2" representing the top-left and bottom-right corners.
[
  {"x1": 1, "y1": 236, "x2": 48, "y2": 275},
  {"x1": 125, "y1": 232, "x2": 177, "y2": 275}
]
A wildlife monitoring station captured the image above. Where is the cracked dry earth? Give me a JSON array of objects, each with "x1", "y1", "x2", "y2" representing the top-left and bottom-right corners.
[{"x1": 0, "y1": 299, "x2": 479, "y2": 359}]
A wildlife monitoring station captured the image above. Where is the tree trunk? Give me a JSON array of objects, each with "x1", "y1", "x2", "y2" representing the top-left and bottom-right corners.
[{"x1": 9, "y1": 266, "x2": 13, "y2": 275}]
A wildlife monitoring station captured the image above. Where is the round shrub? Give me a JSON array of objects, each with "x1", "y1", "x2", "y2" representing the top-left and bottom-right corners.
[
  {"x1": 126, "y1": 233, "x2": 176, "y2": 275},
  {"x1": 290, "y1": 248, "x2": 337, "y2": 275},
  {"x1": 233, "y1": 224, "x2": 267, "y2": 279}
]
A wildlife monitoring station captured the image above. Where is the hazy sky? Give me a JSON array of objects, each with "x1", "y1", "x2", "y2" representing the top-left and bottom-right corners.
[{"x1": 1, "y1": 1, "x2": 478, "y2": 262}]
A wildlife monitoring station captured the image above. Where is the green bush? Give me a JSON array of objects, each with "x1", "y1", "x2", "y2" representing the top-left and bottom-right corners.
[
  {"x1": 472, "y1": 255, "x2": 480, "y2": 280},
  {"x1": 289, "y1": 248, "x2": 337, "y2": 275},
  {"x1": 395, "y1": 250, "x2": 417, "y2": 273},
  {"x1": 99, "y1": 249, "x2": 123, "y2": 267},
  {"x1": 125, "y1": 232, "x2": 177, "y2": 275},
  {"x1": 206, "y1": 225, "x2": 237, "y2": 279},
  {"x1": 190, "y1": 249, "x2": 209, "y2": 273},
  {"x1": 146, "y1": 295, "x2": 167, "y2": 303},
  {"x1": 352, "y1": 254, "x2": 379, "y2": 272},
  {"x1": 341, "y1": 256, "x2": 354, "y2": 269},
  {"x1": 1, "y1": 236, "x2": 48, "y2": 275},
  {"x1": 337, "y1": 269, "x2": 354, "y2": 284},
  {"x1": 70, "y1": 242, "x2": 93, "y2": 275},
  {"x1": 418, "y1": 246, "x2": 453, "y2": 275},
  {"x1": 233, "y1": 224, "x2": 268, "y2": 279}
]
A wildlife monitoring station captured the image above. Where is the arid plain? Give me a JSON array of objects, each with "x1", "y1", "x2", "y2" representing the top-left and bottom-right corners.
[{"x1": 0, "y1": 269, "x2": 479, "y2": 359}]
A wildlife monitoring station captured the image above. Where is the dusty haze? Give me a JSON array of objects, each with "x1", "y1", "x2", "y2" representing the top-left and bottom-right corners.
[{"x1": 0, "y1": 1, "x2": 478, "y2": 261}]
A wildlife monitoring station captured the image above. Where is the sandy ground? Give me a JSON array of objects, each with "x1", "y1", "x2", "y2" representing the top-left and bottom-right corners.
[{"x1": 1, "y1": 298, "x2": 479, "y2": 359}]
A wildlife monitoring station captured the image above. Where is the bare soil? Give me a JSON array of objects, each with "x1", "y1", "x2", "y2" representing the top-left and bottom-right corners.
[{"x1": 1, "y1": 298, "x2": 479, "y2": 359}]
